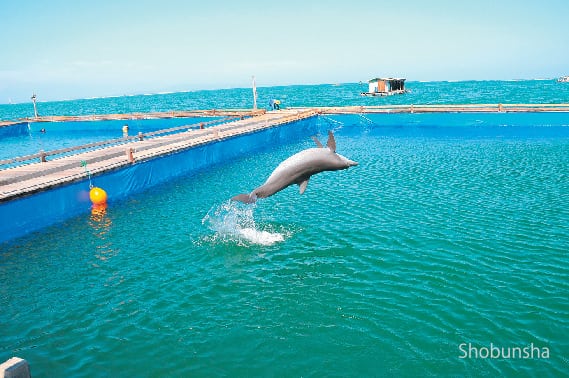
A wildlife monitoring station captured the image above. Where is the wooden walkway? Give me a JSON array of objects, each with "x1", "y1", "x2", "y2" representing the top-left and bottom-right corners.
[
  {"x1": 314, "y1": 103, "x2": 569, "y2": 114},
  {"x1": 1, "y1": 103, "x2": 569, "y2": 203},
  {"x1": 0, "y1": 109, "x2": 316, "y2": 202}
]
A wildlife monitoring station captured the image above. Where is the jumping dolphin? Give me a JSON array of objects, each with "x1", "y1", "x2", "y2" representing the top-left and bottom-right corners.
[{"x1": 231, "y1": 131, "x2": 358, "y2": 203}]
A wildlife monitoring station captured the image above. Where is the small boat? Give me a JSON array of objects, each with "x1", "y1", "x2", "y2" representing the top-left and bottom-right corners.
[
  {"x1": 361, "y1": 78, "x2": 408, "y2": 96},
  {"x1": 558, "y1": 76, "x2": 569, "y2": 82}
]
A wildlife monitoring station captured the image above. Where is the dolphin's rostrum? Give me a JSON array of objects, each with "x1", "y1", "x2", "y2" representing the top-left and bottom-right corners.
[{"x1": 231, "y1": 131, "x2": 358, "y2": 203}]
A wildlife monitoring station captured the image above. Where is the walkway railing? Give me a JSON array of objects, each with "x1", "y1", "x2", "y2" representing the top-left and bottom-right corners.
[
  {"x1": 315, "y1": 103, "x2": 569, "y2": 114},
  {"x1": 0, "y1": 116, "x2": 240, "y2": 169}
]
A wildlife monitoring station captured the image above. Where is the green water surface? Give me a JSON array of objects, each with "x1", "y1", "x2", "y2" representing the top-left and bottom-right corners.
[{"x1": 1, "y1": 129, "x2": 568, "y2": 377}]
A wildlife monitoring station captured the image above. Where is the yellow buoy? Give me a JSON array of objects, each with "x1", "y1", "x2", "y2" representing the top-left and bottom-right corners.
[{"x1": 89, "y1": 187, "x2": 108, "y2": 206}]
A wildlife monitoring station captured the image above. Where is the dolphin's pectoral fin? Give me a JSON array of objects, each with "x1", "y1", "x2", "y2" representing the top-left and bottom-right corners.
[
  {"x1": 326, "y1": 130, "x2": 336, "y2": 153},
  {"x1": 298, "y1": 178, "x2": 310, "y2": 194},
  {"x1": 231, "y1": 193, "x2": 257, "y2": 204},
  {"x1": 311, "y1": 136, "x2": 323, "y2": 148}
]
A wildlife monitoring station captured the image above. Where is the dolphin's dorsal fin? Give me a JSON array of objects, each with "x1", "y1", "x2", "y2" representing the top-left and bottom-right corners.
[
  {"x1": 298, "y1": 178, "x2": 310, "y2": 194},
  {"x1": 311, "y1": 136, "x2": 323, "y2": 148},
  {"x1": 326, "y1": 131, "x2": 336, "y2": 152}
]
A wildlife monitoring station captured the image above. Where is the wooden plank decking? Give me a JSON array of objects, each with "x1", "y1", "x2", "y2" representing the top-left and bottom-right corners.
[{"x1": 0, "y1": 109, "x2": 317, "y2": 202}]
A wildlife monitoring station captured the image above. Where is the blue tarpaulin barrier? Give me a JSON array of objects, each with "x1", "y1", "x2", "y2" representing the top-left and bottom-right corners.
[
  {"x1": 0, "y1": 118, "x2": 319, "y2": 244},
  {"x1": 2, "y1": 111, "x2": 569, "y2": 244}
]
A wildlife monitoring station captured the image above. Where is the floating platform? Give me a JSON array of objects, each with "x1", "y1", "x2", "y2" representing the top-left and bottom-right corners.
[
  {"x1": 360, "y1": 90, "x2": 407, "y2": 97},
  {"x1": 0, "y1": 109, "x2": 316, "y2": 203},
  {"x1": 2, "y1": 104, "x2": 569, "y2": 204},
  {"x1": 314, "y1": 103, "x2": 569, "y2": 114}
]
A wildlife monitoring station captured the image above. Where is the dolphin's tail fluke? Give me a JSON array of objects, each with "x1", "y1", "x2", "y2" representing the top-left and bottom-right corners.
[{"x1": 231, "y1": 193, "x2": 257, "y2": 204}]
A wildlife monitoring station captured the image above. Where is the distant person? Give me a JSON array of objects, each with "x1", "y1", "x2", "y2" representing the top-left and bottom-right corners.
[
  {"x1": 40, "y1": 128, "x2": 46, "y2": 133},
  {"x1": 269, "y1": 99, "x2": 281, "y2": 110}
]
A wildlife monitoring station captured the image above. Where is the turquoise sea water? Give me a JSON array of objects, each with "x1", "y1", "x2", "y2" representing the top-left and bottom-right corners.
[
  {"x1": 1, "y1": 81, "x2": 569, "y2": 376},
  {"x1": 2, "y1": 80, "x2": 569, "y2": 121}
]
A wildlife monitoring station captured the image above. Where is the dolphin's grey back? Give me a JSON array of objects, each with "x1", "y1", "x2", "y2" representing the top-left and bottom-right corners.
[
  {"x1": 255, "y1": 148, "x2": 343, "y2": 199},
  {"x1": 231, "y1": 131, "x2": 357, "y2": 203}
]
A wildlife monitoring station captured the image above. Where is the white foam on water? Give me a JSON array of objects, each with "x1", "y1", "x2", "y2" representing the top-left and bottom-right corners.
[
  {"x1": 238, "y1": 227, "x2": 285, "y2": 246},
  {"x1": 202, "y1": 200, "x2": 286, "y2": 246}
]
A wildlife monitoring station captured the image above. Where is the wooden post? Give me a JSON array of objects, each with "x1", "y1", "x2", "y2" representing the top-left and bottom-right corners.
[
  {"x1": 126, "y1": 147, "x2": 135, "y2": 163},
  {"x1": 252, "y1": 75, "x2": 258, "y2": 110},
  {"x1": 31, "y1": 93, "x2": 38, "y2": 118},
  {"x1": 0, "y1": 357, "x2": 31, "y2": 378}
]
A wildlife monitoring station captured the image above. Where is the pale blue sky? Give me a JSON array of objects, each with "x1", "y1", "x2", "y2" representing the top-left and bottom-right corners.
[{"x1": 1, "y1": 0, "x2": 568, "y2": 102}]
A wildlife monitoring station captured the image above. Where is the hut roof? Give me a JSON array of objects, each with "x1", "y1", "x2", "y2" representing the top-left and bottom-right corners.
[{"x1": 368, "y1": 78, "x2": 406, "y2": 83}]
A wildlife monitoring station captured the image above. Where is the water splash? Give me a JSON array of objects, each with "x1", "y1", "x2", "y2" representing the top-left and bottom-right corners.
[{"x1": 202, "y1": 200, "x2": 285, "y2": 246}]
